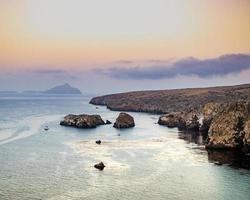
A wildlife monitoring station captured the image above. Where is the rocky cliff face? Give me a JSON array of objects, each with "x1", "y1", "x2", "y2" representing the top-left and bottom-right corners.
[
  {"x1": 158, "y1": 102, "x2": 250, "y2": 154},
  {"x1": 243, "y1": 120, "x2": 250, "y2": 153},
  {"x1": 206, "y1": 102, "x2": 250, "y2": 153},
  {"x1": 199, "y1": 102, "x2": 227, "y2": 132}
]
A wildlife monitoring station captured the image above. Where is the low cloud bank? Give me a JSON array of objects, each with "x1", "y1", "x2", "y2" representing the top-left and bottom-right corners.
[{"x1": 100, "y1": 54, "x2": 250, "y2": 79}]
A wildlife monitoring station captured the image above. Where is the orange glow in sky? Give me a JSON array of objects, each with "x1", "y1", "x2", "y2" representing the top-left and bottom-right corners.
[{"x1": 0, "y1": 0, "x2": 250, "y2": 70}]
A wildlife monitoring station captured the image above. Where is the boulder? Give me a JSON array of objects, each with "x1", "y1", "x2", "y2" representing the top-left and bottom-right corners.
[
  {"x1": 113, "y1": 113, "x2": 135, "y2": 128},
  {"x1": 60, "y1": 114, "x2": 105, "y2": 128},
  {"x1": 94, "y1": 162, "x2": 105, "y2": 170}
]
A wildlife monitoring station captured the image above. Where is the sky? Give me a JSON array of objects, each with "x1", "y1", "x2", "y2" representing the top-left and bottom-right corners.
[{"x1": 0, "y1": 0, "x2": 250, "y2": 93}]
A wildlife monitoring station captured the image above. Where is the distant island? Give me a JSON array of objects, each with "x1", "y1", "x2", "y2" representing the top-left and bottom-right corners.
[
  {"x1": 0, "y1": 84, "x2": 83, "y2": 95},
  {"x1": 0, "y1": 91, "x2": 18, "y2": 94},
  {"x1": 43, "y1": 83, "x2": 82, "y2": 94}
]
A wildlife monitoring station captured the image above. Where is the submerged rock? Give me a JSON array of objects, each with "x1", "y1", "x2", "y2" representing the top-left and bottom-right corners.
[
  {"x1": 96, "y1": 140, "x2": 101, "y2": 145},
  {"x1": 105, "y1": 120, "x2": 112, "y2": 125},
  {"x1": 94, "y1": 162, "x2": 105, "y2": 170},
  {"x1": 214, "y1": 161, "x2": 223, "y2": 166},
  {"x1": 60, "y1": 114, "x2": 105, "y2": 128},
  {"x1": 113, "y1": 113, "x2": 135, "y2": 129}
]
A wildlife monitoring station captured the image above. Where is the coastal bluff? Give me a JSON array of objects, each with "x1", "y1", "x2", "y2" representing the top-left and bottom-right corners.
[{"x1": 90, "y1": 84, "x2": 250, "y2": 114}]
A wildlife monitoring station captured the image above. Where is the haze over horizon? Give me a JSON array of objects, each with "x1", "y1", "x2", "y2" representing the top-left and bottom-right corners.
[{"x1": 1, "y1": 0, "x2": 250, "y2": 93}]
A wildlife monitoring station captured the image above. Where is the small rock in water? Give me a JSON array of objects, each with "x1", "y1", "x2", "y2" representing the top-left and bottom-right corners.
[
  {"x1": 44, "y1": 126, "x2": 49, "y2": 131},
  {"x1": 214, "y1": 161, "x2": 223, "y2": 166},
  {"x1": 96, "y1": 140, "x2": 101, "y2": 145},
  {"x1": 105, "y1": 120, "x2": 112, "y2": 125},
  {"x1": 94, "y1": 162, "x2": 105, "y2": 170}
]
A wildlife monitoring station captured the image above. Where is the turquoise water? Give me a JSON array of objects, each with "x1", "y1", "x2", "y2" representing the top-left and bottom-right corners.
[{"x1": 0, "y1": 95, "x2": 249, "y2": 200}]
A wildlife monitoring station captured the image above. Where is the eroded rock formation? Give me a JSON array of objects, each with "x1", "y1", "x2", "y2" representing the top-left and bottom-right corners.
[
  {"x1": 113, "y1": 113, "x2": 135, "y2": 129},
  {"x1": 60, "y1": 114, "x2": 105, "y2": 128},
  {"x1": 158, "y1": 111, "x2": 199, "y2": 131},
  {"x1": 158, "y1": 102, "x2": 250, "y2": 155}
]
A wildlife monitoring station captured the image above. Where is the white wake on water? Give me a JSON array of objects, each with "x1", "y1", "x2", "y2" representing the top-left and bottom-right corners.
[{"x1": 0, "y1": 115, "x2": 61, "y2": 145}]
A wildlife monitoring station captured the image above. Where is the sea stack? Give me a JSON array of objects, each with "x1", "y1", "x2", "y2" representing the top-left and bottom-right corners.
[{"x1": 113, "y1": 113, "x2": 135, "y2": 129}]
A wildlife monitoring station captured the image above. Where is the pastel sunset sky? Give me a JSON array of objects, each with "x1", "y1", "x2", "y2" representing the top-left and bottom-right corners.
[{"x1": 0, "y1": 0, "x2": 250, "y2": 93}]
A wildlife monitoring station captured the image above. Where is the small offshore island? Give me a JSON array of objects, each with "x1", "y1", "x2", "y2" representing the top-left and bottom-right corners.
[{"x1": 90, "y1": 83, "x2": 250, "y2": 169}]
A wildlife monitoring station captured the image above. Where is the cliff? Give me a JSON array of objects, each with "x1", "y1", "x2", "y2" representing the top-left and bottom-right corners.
[{"x1": 90, "y1": 84, "x2": 250, "y2": 114}]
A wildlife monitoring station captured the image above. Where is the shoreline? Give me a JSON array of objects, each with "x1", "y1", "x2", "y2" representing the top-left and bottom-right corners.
[{"x1": 89, "y1": 83, "x2": 250, "y2": 169}]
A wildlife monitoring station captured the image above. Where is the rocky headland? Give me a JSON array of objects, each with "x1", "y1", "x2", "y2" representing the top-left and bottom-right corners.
[
  {"x1": 90, "y1": 84, "x2": 250, "y2": 168},
  {"x1": 90, "y1": 84, "x2": 250, "y2": 114}
]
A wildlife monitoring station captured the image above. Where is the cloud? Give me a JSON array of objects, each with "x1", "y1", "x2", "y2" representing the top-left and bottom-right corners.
[
  {"x1": 100, "y1": 54, "x2": 250, "y2": 80},
  {"x1": 32, "y1": 69, "x2": 78, "y2": 80},
  {"x1": 33, "y1": 69, "x2": 66, "y2": 74},
  {"x1": 115, "y1": 60, "x2": 135, "y2": 64}
]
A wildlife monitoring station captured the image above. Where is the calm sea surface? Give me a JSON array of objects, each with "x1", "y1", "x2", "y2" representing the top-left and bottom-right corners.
[{"x1": 0, "y1": 94, "x2": 249, "y2": 200}]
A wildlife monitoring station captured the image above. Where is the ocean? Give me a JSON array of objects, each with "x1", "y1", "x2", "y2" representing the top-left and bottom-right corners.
[{"x1": 0, "y1": 94, "x2": 249, "y2": 200}]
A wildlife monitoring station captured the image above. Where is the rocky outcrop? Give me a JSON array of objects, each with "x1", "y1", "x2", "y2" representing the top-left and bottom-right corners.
[
  {"x1": 60, "y1": 114, "x2": 105, "y2": 128},
  {"x1": 199, "y1": 103, "x2": 223, "y2": 132},
  {"x1": 158, "y1": 112, "x2": 183, "y2": 128},
  {"x1": 158, "y1": 102, "x2": 250, "y2": 155},
  {"x1": 158, "y1": 111, "x2": 200, "y2": 131},
  {"x1": 96, "y1": 140, "x2": 101, "y2": 145},
  {"x1": 94, "y1": 162, "x2": 105, "y2": 170},
  {"x1": 105, "y1": 120, "x2": 112, "y2": 125},
  {"x1": 113, "y1": 113, "x2": 135, "y2": 129},
  {"x1": 185, "y1": 112, "x2": 200, "y2": 131},
  {"x1": 206, "y1": 102, "x2": 250, "y2": 152},
  {"x1": 206, "y1": 113, "x2": 245, "y2": 149}
]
